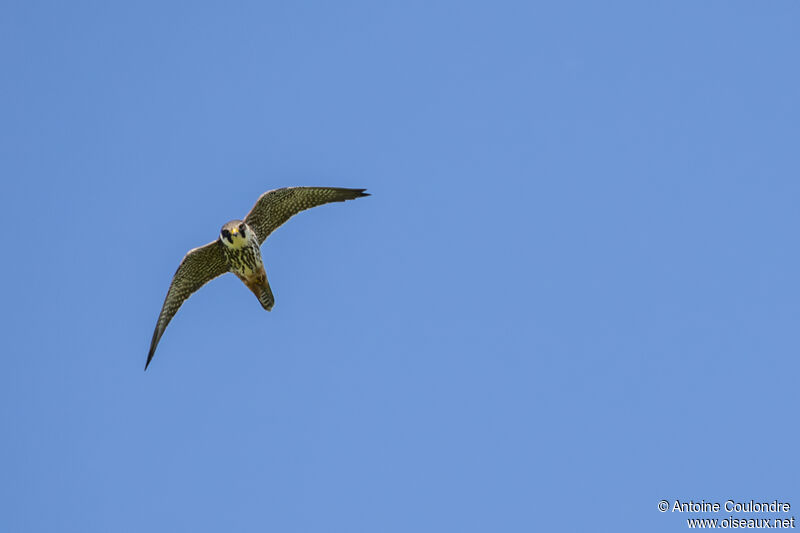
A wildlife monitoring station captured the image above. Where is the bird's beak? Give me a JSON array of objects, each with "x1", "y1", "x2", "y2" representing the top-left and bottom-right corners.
[{"x1": 231, "y1": 228, "x2": 239, "y2": 235}]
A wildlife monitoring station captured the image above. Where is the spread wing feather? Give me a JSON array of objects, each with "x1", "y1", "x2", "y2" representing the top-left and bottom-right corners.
[
  {"x1": 244, "y1": 187, "x2": 369, "y2": 245},
  {"x1": 146, "y1": 241, "x2": 228, "y2": 369}
]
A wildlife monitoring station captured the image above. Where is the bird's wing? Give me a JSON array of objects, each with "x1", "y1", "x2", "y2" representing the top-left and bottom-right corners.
[
  {"x1": 244, "y1": 187, "x2": 369, "y2": 245},
  {"x1": 146, "y1": 241, "x2": 228, "y2": 370}
]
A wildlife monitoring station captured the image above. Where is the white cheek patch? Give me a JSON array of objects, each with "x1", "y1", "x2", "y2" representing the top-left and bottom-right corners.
[{"x1": 230, "y1": 234, "x2": 250, "y2": 250}]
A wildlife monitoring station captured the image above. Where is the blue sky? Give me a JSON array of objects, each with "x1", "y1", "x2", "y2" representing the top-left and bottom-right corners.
[{"x1": 2, "y1": 1, "x2": 798, "y2": 531}]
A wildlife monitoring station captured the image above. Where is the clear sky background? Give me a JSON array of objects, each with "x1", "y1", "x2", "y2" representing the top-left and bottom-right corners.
[{"x1": 2, "y1": 1, "x2": 798, "y2": 531}]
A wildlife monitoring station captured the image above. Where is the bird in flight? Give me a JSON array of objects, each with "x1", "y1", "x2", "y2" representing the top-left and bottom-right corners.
[{"x1": 145, "y1": 186, "x2": 369, "y2": 370}]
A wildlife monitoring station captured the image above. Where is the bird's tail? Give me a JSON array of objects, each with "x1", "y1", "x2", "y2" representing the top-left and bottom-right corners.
[
  {"x1": 242, "y1": 268, "x2": 275, "y2": 311},
  {"x1": 255, "y1": 278, "x2": 274, "y2": 311}
]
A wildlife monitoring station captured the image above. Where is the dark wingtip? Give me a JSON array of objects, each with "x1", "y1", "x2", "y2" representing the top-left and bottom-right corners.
[
  {"x1": 144, "y1": 343, "x2": 157, "y2": 371},
  {"x1": 145, "y1": 327, "x2": 162, "y2": 371}
]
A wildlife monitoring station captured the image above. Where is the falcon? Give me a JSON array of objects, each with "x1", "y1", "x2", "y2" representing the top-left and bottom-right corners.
[{"x1": 145, "y1": 186, "x2": 369, "y2": 370}]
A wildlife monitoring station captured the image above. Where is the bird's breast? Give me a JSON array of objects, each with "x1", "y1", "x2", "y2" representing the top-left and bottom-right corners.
[{"x1": 224, "y1": 240, "x2": 264, "y2": 277}]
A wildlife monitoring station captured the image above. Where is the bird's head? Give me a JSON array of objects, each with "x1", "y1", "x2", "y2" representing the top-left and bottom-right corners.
[{"x1": 220, "y1": 220, "x2": 250, "y2": 249}]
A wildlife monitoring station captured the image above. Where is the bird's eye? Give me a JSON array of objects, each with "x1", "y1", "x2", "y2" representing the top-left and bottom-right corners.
[
  {"x1": 239, "y1": 224, "x2": 245, "y2": 234},
  {"x1": 221, "y1": 229, "x2": 230, "y2": 238}
]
